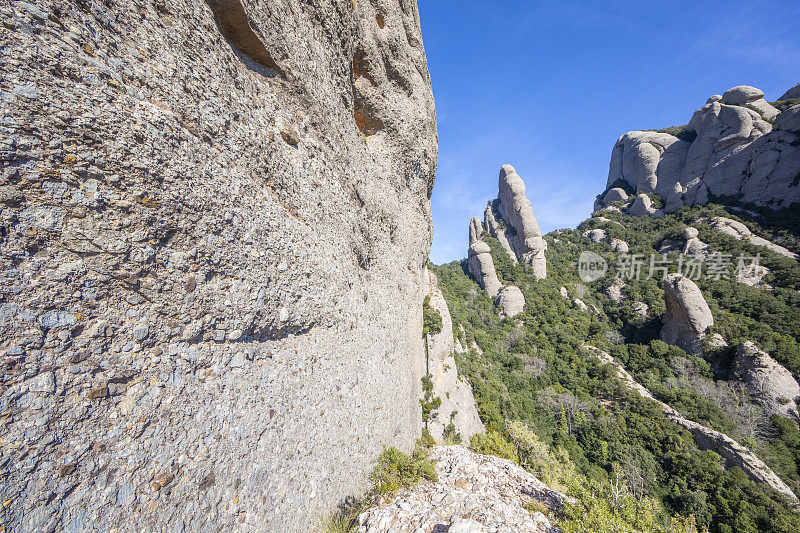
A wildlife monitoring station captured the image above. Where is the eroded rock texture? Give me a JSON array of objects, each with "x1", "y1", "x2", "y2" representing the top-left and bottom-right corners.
[
  {"x1": 466, "y1": 164, "x2": 546, "y2": 295},
  {"x1": 497, "y1": 165, "x2": 547, "y2": 278},
  {"x1": 425, "y1": 270, "x2": 484, "y2": 442},
  {"x1": 735, "y1": 342, "x2": 800, "y2": 423},
  {"x1": 660, "y1": 274, "x2": 714, "y2": 356},
  {"x1": 497, "y1": 286, "x2": 525, "y2": 319},
  {"x1": 0, "y1": 0, "x2": 437, "y2": 531},
  {"x1": 468, "y1": 241, "x2": 502, "y2": 298},
  {"x1": 358, "y1": 445, "x2": 568, "y2": 533},
  {"x1": 597, "y1": 84, "x2": 800, "y2": 210}
]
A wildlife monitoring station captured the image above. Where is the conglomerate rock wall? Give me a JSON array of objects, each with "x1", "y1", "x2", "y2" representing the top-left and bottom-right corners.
[{"x1": 0, "y1": 0, "x2": 437, "y2": 531}]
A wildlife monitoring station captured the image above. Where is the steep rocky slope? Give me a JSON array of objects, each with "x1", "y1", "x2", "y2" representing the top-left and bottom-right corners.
[
  {"x1": 433, "y1": 169, "x2": 800, "y2": 530},
  {"x1": 0, "y1": 1, "x2": 436, "y2": 531},
  {"x1": 424, "y1": 270, "x2": 484, "y2": 442},
  {"x1": 596, "y1": 84, "x2": 800, "y2": 211}
]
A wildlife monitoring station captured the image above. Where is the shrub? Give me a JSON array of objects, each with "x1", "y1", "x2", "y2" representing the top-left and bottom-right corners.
[
  {"x1": 443, "y1": 421, "x2": 462, "y2": 445},
  {"x1": 369, "y1": 446, "x2": 438, "y2": 497},
  {"x1": 422, "y1": 295, "x2": 443, "y2": 336},
  {"x1": 420, "y1": 374, "x2": 442, "y2": 429},
  {"x1": 469, "y1": 431, "x2": 518, "y2": 463}
]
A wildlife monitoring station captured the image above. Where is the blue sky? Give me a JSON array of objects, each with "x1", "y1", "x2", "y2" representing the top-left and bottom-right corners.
[{"x1": 419, "y1": 0, "x2": 800, "y2": 264}]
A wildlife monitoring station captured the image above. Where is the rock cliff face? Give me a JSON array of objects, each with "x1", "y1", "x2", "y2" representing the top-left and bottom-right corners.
[
  {"x1": 0, "y1": 1, "x2": 436, "y2": 531},
  {"x1": 466, "y1": 164, "x2": 547, "y2": 313},
  {"x1": 425, "y1": 270, "x2": 484, "y2": 442},
  {"x1": 497, "y1": 165, "x2": 547, "y2": 278},
  {"x1": 661, "y1": 274, "x2": 714, "y2": 357},
  {"x1": 596, "y1": 84, "x2": 800, "y2": 211}
]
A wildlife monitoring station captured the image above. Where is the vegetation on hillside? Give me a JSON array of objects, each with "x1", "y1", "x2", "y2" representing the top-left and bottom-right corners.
[{"x1": 433, "y1": 201, "x2": 800, "y2": 533}]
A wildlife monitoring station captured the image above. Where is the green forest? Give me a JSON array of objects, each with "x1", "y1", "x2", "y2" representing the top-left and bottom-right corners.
[{"x1": 433, "y1": 201, "x2": 800, "y2": 533}]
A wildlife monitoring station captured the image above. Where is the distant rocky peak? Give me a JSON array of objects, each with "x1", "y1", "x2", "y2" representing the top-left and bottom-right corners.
[{"x1": 595, "y1": 83, "x2": 800, "y2": 214}]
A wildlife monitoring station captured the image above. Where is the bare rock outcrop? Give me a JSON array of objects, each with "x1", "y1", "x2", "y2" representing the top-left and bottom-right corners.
[
  {"x1": 358, "y1": 445, "x2": 568, "y2": 533},
  {"x1": 470, "y1": 216, "x2": 484, "y2": 244},
  {"x1": 586, "y1": 346, "x2": 799, "y2": 505},
  {"x1": 775, "y1": 105, "x2": 800, "y2": 133},
  {"x1": 734, "y1": 342, "x2": 800, "y2": 422},
  {"x1": 466, "y1": 165, "x2": 546, "y2": 289},
  {"x1": 628, "y1": 194, "x2": 664, "y2": 218},
  {"x1": 605, "y1": 278, "x2": 626, "y2": 304},
  {"x1": 596, "y1": 84, "x2": 800, "y2": 210},
  {"x1": 468, "y1": 241, "x2": 502, "y2": 297},
  {"x1": 426, "y1": 270, "x2": 485, "y2": 442},
  {"x1": 779, "y1": 84, "x2": 800, "y2": 101},
  {"x1": 497, "y1": 165, "x2": 547, "y2": 279},
  {"x1": 0, "y1": 1, "x2": 437, "y2": 531},
  {"x1": 661, "y1": 274, "x2": 714, "y2": 356},
  {"x1": 705, "y1": 217, "x2": 798, "y2": 259},
  {"x1": 582, "y1": 228, "x2": 607, "y2": 243},
  {"x1": 497, "y1": 286, "x2": 526, "y2": 318},
  {"x1": 485, "y1": 205, "x2": 518, "y2": 265},
  {"x1": 659, "y1": 226, "x2": 709, "y2": 258},
  {"x1": 610, "y1": 238, "x2": 629, "y2": 253}
]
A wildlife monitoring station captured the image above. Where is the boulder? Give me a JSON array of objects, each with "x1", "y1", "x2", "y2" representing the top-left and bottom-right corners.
[
  {"x1": 683, "y1": 226, "x2": 699, "y2": 239},
  {"x1": 721, "y1": 85, "x2": 765, "y2": 106},
  {"x1": 497, "y1": 286, "x2": 525, "y2": 318},
  {"x1": 628, "y1": 194, "x2": 664, "y2": 218},
  {"x1": 582, "y1": 228, "x2": 607, "y2": 243},
  {"x1": 603, "y1": 187, "x2": 629, "y2": 204},
  {"x1": 734, "y1": 342, "x2": 800, "y2": 422},
  {"x1": 496, "y1": 165, "x2": 547, "y2": 279},
  {"x1": 610, "y1": 238, "x2": 629, "y2": 253},
  {"x1": 661, "y1": 274, "x2": 714, "y2": 356},
  {"x1": 468, "y1": 241, "x2": 502, "y2": 298},
  {"x1": 684, "y1": 235, "x2": 709, "y2": 258}
]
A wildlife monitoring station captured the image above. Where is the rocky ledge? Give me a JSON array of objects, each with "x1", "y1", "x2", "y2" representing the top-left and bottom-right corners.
[{"x1": 357, "y1": 445, "x2": 567, "y2": 533}]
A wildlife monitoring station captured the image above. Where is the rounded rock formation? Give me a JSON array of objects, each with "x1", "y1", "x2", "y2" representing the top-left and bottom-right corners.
[
  {"x1": 497, "y1": 165, "x2": 547, "y2": 279},
  {"x1": 497, "y1": 286, "x2": 525, "y2": 318},
  {"x1": 603, "y1": 187, "x2": 629, "y2": 204},
  {"x1": 629, "y1": 194, "x2": 665, "y2": 218},
  {"x1": 735, "y1": 342, "x2": 800, "y2": 422},
  {"x1": 468, "y1": 241, "x2": 502, "y2": 297},
  {"x1": 661, "y1": 274, "x2": 714, "y2": 356},
  {"x1": 597, "y1": 84, "x2": 800, "y2": 209}
]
